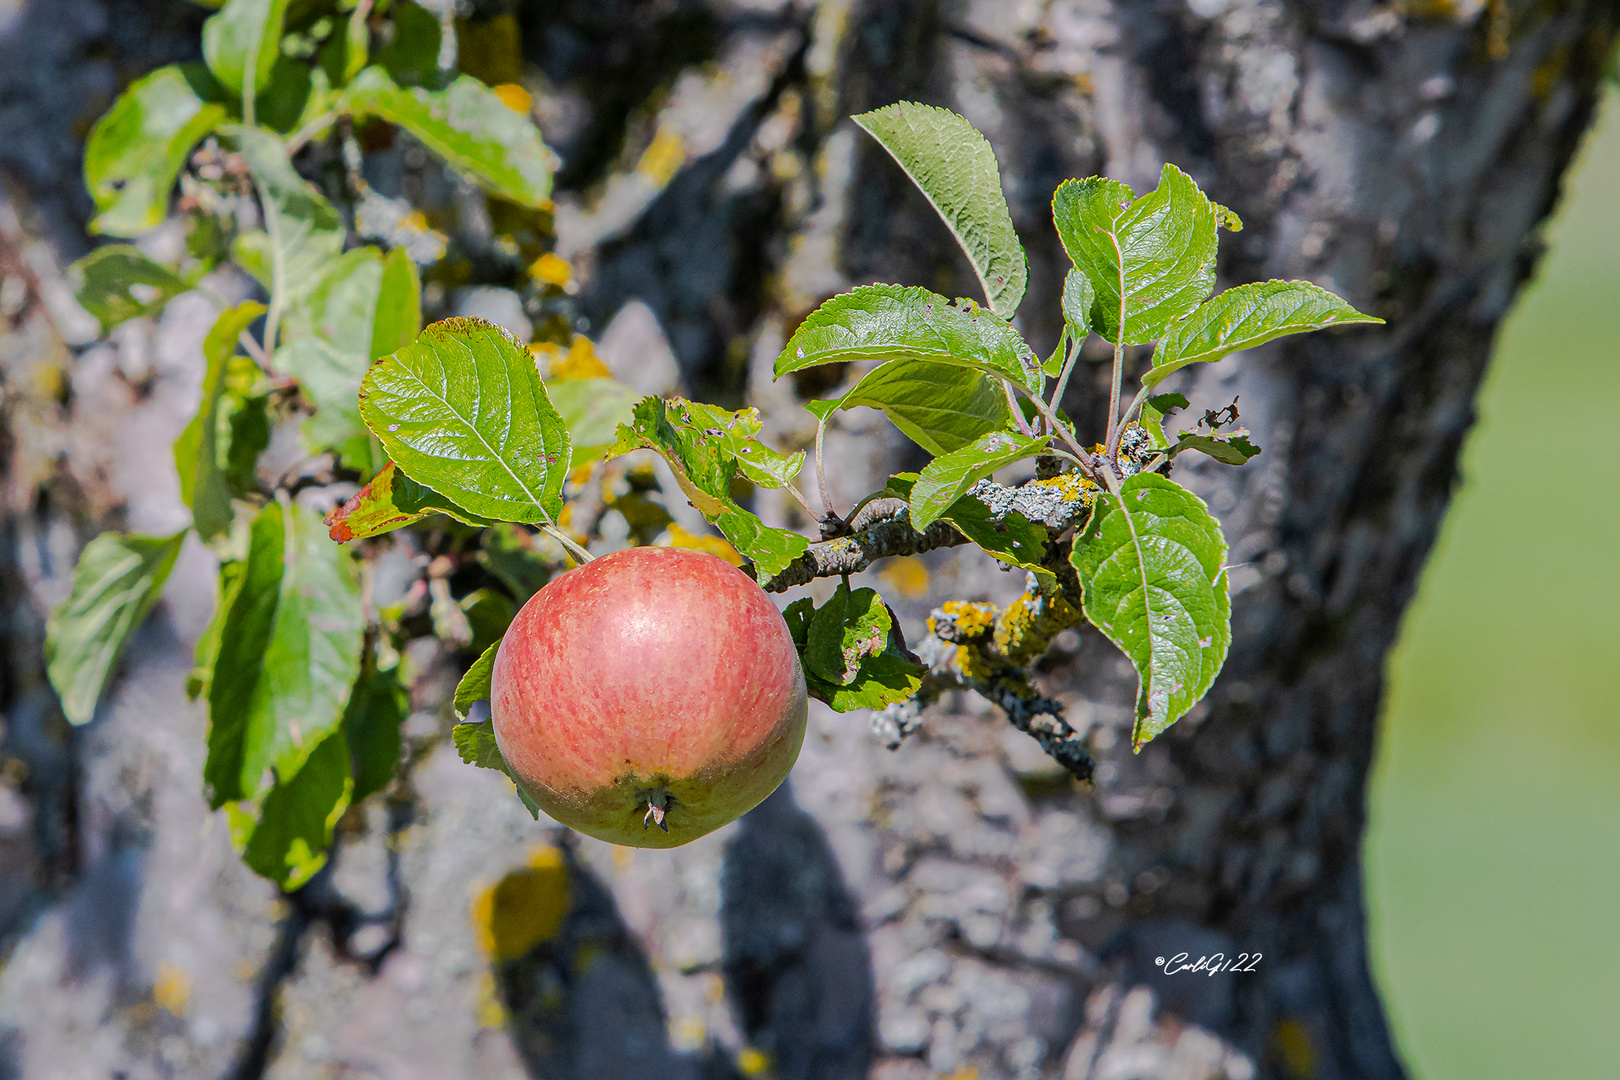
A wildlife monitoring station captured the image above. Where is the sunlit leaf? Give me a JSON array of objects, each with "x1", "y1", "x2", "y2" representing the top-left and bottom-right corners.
[
  {"x1": 232, "y1": 128, "x2": 346, "y2": 306},
  {"x1": 1069, "y1": 473, "x2": 1230, "y2": 750},
  {"x1": 455, "y1": 640, "x2": 498, "y2": 719},
  {"x1": 176, "y1": 303, "x2": 266, "y2": 541},
  {"x1": 544, "y1": 378, "x2": 640, "y2": 469},
  {"x1": 783, "y1": 594, "x2": 923, "y2": 712},
  {"x1": 453, "y1": 718, "x2": 541, "y2": 819},
  {"x1": 776, "y1": 284, "x2": 1043, "y2": 393},
  {"x1": 816, "y1": 360, "x2": 1012, "y2": 457},
  {"x1": 202, "y1": 0, "x2": 290, "y2": 103},
  {"x1": 909, "y1": 430, "x2": 1046, "y2": 531},
  {"x1": 358, "y1": 318, "x2": 571, "y2": 525},
  {"x1": 45, "y1": 530, "x2": 186, "y2": 725},
  {"x1": 238, "y1": 728, "x2": 351, "y2": 889},
  {"x1": 853, "y1": 102, "x2": 1027, "y2": 319}
]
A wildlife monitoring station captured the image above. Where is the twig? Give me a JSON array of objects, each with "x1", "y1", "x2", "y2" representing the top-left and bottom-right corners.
[
  {"x1": 1003, "y1": 379, "x2": 1036, "y2": 437},
  {"x1": 1106, "y1": 383, "x2": 1153, "y2": 463}
]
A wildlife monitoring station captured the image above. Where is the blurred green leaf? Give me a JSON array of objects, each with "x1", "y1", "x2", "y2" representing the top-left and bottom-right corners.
[
  {"x1": 1147, "y1": 280, "x2": 1383, "y2": 386},
  {"x1": 190, "y1": 558, "x2": 244, "y2": 701},
  {"x1": 231, "y1": 127, "x2": 346, "y2": 306},
  {"x1": 221, "y1": 391, "x2": 271, "y2": 495},
  {"x1": 253, "y1": 55, "x2": 316, "y2": 133},
  {"x1": 461, "y1": 588, "x2": 514, "y2": 655},
  {"x1": 203, "y1": 0, "x2": 291, "y2": 103},
  {"x1": 1070, "y1": 473, "x2": 1229, "y2": 750},
  {"x1": 343, "y1": 652, "x2": 408, "y2": 803},
  {"x1": 853, "y1": 102, "x2": 1027, "y2": 319},
  {"x1": 375, "y1": 1, "x2": 443, "y2": 87},
  {"x1": 238, "y1": 728, "x2": 352, "y2": 889},
  {"x1": 910, "y1": 430, "x2": 1045, "y2": 531},
  {"x1": 84, "y1": 65, "x2": 229, "y2": 236},
  {"x1": 358, "y1": 318, "x2": 570, "y2": 525},
  {"x1": 339, "y1": 67, "x2": 555, "y2": 207},
  {"x1": 544, "y1": 378, "x2": 640, "y2": 469},
  {"x1": 1053, "y1": 165, "x2": 1217, "y2": 346},
  {"x1": 815, "y1": 360, "x2": 1012, "y2": 457},
  {"x1": 45, "y1": 530, "x2": 186, "y2": 725},
  {"x1": 1168, "y1": 431, "x2": 1262, "y2": 465},
  {"x1": 478, "y1": 523, "x2": 553, "y2": 600},
  {"x1": 176, "y1": 303, "x2": 266, "y2": 541},
  {"x1": 325, "y1": 460, "x2": 493, "y2": 541},
  {"x1": 205, "y1": 500, "x2": 363, "y2": 805},
  {"x1": 776, "y1": 284, "x2": 1043, "y2": 393},
  {"x1": 70, "y1": 246, "x2": 193, "y2": 333}
]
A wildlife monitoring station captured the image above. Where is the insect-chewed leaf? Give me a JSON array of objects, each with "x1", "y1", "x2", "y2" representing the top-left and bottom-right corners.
[
  {"x1": 45, "y1": 530, "x2": 187, "y2": 725},
  {"x1": 71, "y1": 246, "x2": 194, "y2": 333},
  {"x1": 176, "y1": 302, "x2": 266, "y2": 541},
  {"x1": 237, "y1": 728, "x2": 351, "y2": 890},
  {"x1": 453, "y1": 718, "x2": 541, "y2": 819},
  {"x1": 784, "y1": 591, "x2": 924, "y2": 712},
  {"x1": 339, "y1": 67, "x2": 556, "y2": 207},
  {"x1": 680, "y1": 400, "x2": 806, "y2": 489},
  {"x1": 204, "y1": 500, "x2": 364, "y2": 806},
  {"x1": 1070, "y1": 474, "x2": 1230, "y2": 750},
  {"x1": 545, "y1": 378, "x2": 640, "y2": 469},
  {"x1": 609, "y1": 396, "x2": 809, "y2": 576},
  {"x1": 1053, "y1": 164, "x2": 1217, "y2": 346},
  {"x1": 815, "y1": 360, "x2": 1013, "y2": 457},
  {"x1": 1168, "y1": 431, "x2": 1262, "y2": 465},
  {"x1": 1147, "y1": 280, "x2": 1383, "y2": 385},
  {"x1": 775, "y1": 284, "x2": 1043, "y2": 393},
  {"x1": 853, "y1": 102, "x2": 1028, "y2": 319},
  {"x1": 202, "y1": 0, "x2": 290, "y2": 103},
  {"x1": 1139, "y1": 392, "x2": 1188, "y2": 449},
  {"x1": 83, "y1": 64, "x2": 229, "y2": 237},
  {"x1": 910, "y1": 430, "x2": 1046, "y2": 531},
  {"x1": 326, "y1": 460, "x2": 495, "y2": 542},
  {"x1": 232, "y1": 128, "x2": 346, "y2": 304},
  {"x1": 358, "y1": 318, "x2": 570, "y2": 526}
]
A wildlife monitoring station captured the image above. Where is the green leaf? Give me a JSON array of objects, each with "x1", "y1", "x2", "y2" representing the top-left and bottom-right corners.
[
  {"x1": 375, "y1": 1, "x2": 443, "y2": 87},
  {"x1": 176, "y1": 303, "x2": 266, "y2": 541},
  {"x1": 70, "y1": 246, "x2": 193, "y2": 333},
  {"x1": 1053, "y1": 164, "x2": 1217, "y2": 346},
  {"x1": 1140, "y1": 392, "x2": 1187, "y2": 449},
  {"x1": 910, "y1": 430, "x2": 1046, "y2": 531},
  {"x1": 238, "y1": 728, "x2": 351, "y2": 889},
  {"x1": 454, "y1": 640, "x2": 498, "y2": 719},
  {"x1": 343, "y1": 654, "x2": 408, "y2": 803},
  {"x1": 1146, "y1": 280, "x2": 1383, "y2": 386},
  {"x1": 544, "y1": 378, "x2": 641, "y2": 469},
  {"x1": 1062, "y1": 268, "x2": 1093, "y2": 339},
  {"x1": 817, "y1": 360, "x2": 1012, "y2": 457},
  {"x1": 254, "y1": 55, "x2": 318, "y2": 134},
  {"x1": 232, "y1": 127, "x2": 346, "y2": 306},
  {"x1": 45, "y1": 531, "x2": 186, "y2": 725},
  {"x1": 203, "y1": 0, "x2": 291, "y2": 103},
  {"x1": 190, "y1": 558, "x2": 243, "y2": 701},
  {"x1": 852, "y1": 102, "x2": 1027, "y2": 319},
  {"x1": 608, "y1": 397, "x2": 809, "y2": 576},
  {"x1": 339, "y1": 67, "x2": 555, "y2": 207},
  {"x1": 221, "y1": 391, "x2": 272, "y2": 495},
  {"x1": 83, "y1": 65, "x2": 229, "y2": 237},
  {"x1": 1168, "y1": 431, "x2": 1262, "y2": 465},
  {"x1": 679, "y1": 401, "x2": 805, "y2": 489},
  {"x1": 783, "y1": 595, "x2": 924, "y2": 713},
  {"x1": 358, "y1": 318, "x2": 571, "y2": 525},
  {"x1": 776, "y1": 284, "x2": 1042, "y2": 393},
  {"x1": 325, "y1": 460, "x2": 494, "y2": 542},
  {"x1": 1069, "y1": 473, "x2": 1230, "y2": 750},
  {"x1": 479, "y1": 523, "x2": 554, "y2": 601},
  {"x1": 205, "y1": 500, "x2": 364, "y2": 806},
  {"x1": 453, "y1": 718, "x2": 540, "y2": 819}
]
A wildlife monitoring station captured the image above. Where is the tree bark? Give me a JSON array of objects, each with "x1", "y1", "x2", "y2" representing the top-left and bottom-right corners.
[{"x1": 1, "y1": 2, "x2": 1614, "y2": 1079}]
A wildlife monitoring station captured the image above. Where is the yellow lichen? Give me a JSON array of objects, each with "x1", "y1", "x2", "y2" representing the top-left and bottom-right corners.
[
  {"x1": 636, "y1": 129, "x2": 687, "y2": 186},
  {"x1": 531, "y1": 334, "x2": 611, "y2": 381},
  {"x1": 994, "y1": 590, "x2": 1081, "y2": 666},
  {"x1": 878, "y1": 555, "x2": 931, "y2": 600},
  {"x1": 936, "y1": 600, "x2": 997, "y2": 640},
  {"x1": 529, "y1": 252, "x2": 573, "y2": 288},
  {"x1": 493, "y1": 83, "x2": 534, "y2": 115}
]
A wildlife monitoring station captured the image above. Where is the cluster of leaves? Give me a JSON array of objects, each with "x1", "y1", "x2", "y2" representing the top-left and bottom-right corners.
[{"x1": 48, "y1": 3, "x2": 1381, "y2": 892}]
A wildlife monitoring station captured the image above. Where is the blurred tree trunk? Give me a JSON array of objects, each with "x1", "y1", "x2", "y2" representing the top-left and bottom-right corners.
[{"x1": 1, "y1": 2, "x2": 1615, "y2": 1079}]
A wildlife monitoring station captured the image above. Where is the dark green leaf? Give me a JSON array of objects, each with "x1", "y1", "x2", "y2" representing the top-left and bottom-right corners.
[
  {"x1": 238, "y1": 728, "x2": 351, "y2": 889},
  {"x1": 232, "y1": 128, "x2": 346, "y2": 306},
  {"x1": 221, "y1": 391, "x2": 271, "y2": 495},
  {"x1": 783, "y1": 594, "x2": 924, "y2": 713},
  {"x1": 176, "y1": 303, "x2": 266, "y2": 541},
  {"x1": 1069, "y1": 473, "x2": 1229, "y2": 750},
  {"x1": 45, "y1": 531, "x2": 186, "y2": 725},
  {"x1": 253, "y1": 55, "x2": 317, "y2": 134},
  {"x1": 817, "y1": 360, "x2": 1012, "y2": 457},
  {"x1": 325, "y1": 460, "x2": 494, "y2": 542},
  {"x1": 544, "y1": 378, "x2": 641, "y2": 469},
  {"x1": 1147, "y1": 280, "x2": 1383, "y2": 386},
  {"x1": 1140, "y1": 392, "x2": 1187, "y2": 449},
  {"x1": 776, "y1": 284, "x2": 1042, "y2": 393},
  {"x1": 71, "y1": 246, "x2": 193, "y2": 333},
  {"x1": 853, "y1": 102, "x2": 1027, "y2": 319},
  {"x1": 190, "y1": 558, "x2": 244, "y2": 701},
  {"x1": 205, "y1": 500, "x2": 364, "y2": 806},
  {"x1": 1053, "y1": 165, "x2": 1217, "y2": 346},
  {"x1": 454, "y1": 640, "x2": 498, "y2": 719},
  {"x1": 805, "y1": 583, "x2": 892, "y2": 685},
  {"x1": 343, "y1": 653, "x2": 408, "y2": 803},
  {"x1": 910, "y1": 430, "x2": 1046, "y2": 531},
  {"x1": 462, "y1": 588, "x2": 514, "y2": 655},
  {"x1": 375, "y1": 1, "x2": 442, "y2": 87},
  {"x1": 203, "y1": 0, "x2": 291, "y2": 102},
  {"x1": 340, "y1": 67, "x2": 555, "y2": 207},
  {"x1": 358, "y1": 318, "x2": 571, "y2": 525},
  {"x1": 1168, "y1": 431, "x2": 1262, "y2": 465},
  {"x1": 84, "y1": 65, "x2": 229, "y2": 237}
]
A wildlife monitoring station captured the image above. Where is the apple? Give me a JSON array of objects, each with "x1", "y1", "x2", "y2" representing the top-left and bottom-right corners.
[{"x1": 490, "y1": 545, "x2": 808, "y2": 848}]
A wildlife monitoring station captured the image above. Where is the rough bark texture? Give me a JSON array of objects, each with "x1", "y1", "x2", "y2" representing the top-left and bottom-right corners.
[{"x1": 1, "y1": 2, "x2": 1615, "y2": 1079}]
